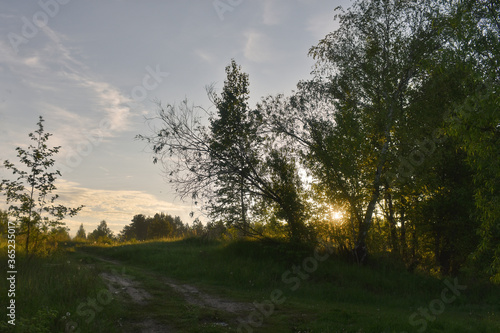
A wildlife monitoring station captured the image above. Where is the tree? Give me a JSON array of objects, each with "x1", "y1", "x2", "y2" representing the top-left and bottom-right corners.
[
  {"x1": 130, "y1": 214, "x2": 149, "y2": 241},
  {"x1": 139, "y1": 61, "x2": 314, "y2": 243},
  {"x1": 207, "y1": 59, "x2": 261, "y2": 233},
  {"x1": 268, "y1": 0, "x2": 446, "y2": 262},
  {"x1": 148, "y1": 213, "x2": 174, "y2": 239},
  {"x1": 119, "y1": 213, "x2": 185, "y2": 241},
  {"x1": 0, "y1": 116, "x2": 83, "y2": 254},
  {"x1": 75, "y1": 223, "x2": 87, "y2": 241},
  {"x1": 264, "y1": 149, "x2": 312, "y2": 243},
  {"x1": 445, "y1": 0, "x2": 500, "y2": 282},
  {"x1": 88, "y1": 220, "x2": 114, "y2": 243},
  {"x1": 0, "y1": 209, "x2": 9, "y2": 235},
  {"x1": 172, "y1": 216, "x2": 186, "y2": 237}
]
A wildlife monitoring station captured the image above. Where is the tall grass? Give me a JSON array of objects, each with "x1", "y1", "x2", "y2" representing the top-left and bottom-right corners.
[
  {"x1": 82, "y1": 237, "x2": 500, "y2": 332},
  {"x1": 3, "y1": 237, "x2": 499, "y2": 332},
  {"x1": 0, "y1": 239, "x2": 123, "y2": 332}
]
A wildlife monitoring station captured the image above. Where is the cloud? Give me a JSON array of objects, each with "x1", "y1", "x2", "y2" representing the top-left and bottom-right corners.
[
  {"x1": 0, "y1": 24, "x2": 140, "y2": 167},
  {"x1": 0, "y1": 178, "x2": 193, "y2": 236},
  {"x1": 194, "y1": 49, "x2": 215, "y2": 64},
  {"x1": 54, "y1": 179, "x2": 193, "y2": 235},
  {"x1": 38, "y1": 25, "x2": 135, "y2": 132},
  {"x1": 243, "y1": 31, "x2": 275, "y2": 63},
  {"x1": 78, "y1": 79, "x2": 133, "y2": 132},
  {"x1": 1, "y1": 25, "x2": 134, "y2": 130}
]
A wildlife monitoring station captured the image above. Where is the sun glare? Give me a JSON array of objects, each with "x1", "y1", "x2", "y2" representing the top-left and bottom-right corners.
[{"x1": 332, "y1": 211, "x2": 343, "y2": 220}]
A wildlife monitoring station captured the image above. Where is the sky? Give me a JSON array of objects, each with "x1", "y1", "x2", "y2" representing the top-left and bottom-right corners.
[{"x1": 0, "y1": 0, "x2": 349, "y2": 236}]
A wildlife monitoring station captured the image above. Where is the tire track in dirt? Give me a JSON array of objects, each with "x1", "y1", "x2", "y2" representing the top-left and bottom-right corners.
[
  {"x1": 97, "y1": 262, "x2": 171, "y2": 332},
  {"x1": 164, "y1": 279, "x2": 254, "y2": 314},
  {"x1": 91, "y1": 253, "x2": 255, "y2": 332}
]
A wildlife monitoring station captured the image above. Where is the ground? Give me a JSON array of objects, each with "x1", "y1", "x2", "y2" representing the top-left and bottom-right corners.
[{"x1": 91, "y1": 253, "x2": 255, "y2": 332}]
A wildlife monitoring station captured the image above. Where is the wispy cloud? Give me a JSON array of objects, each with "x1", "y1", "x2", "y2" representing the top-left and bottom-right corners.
[
  {"x1": 0, "y1": 25, "x2": 136, "y2": 152},
  {"x1": 194, "y1": 49, "x2": 215, "y2": 64},
  {"x1": 243, "y1": 31, "x2": 276, "y2": 63},
  {"x1": 55, "y1": 179, "x2": 193, "y2": 235},
  {"x1": 0, "y1": 178, "x2": 193, "y2": 235}
]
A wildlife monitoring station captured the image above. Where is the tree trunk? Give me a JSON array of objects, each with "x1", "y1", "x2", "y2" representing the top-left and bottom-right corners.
[
  {"x1": 400, "y1": 197, "x2": 407, "y2": 260},
  {"x1": 385, "y1": 186, "x2": 399, "y2": 253},
  {"x1": 354, "y1": 152, "x2": 385, "y2": 263},
  {"x1": 240, "y1": 174, "x2": 247, "y2": 235}
]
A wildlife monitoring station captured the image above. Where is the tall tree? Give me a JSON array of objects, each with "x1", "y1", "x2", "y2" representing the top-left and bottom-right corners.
[
  {"x1": 207, "y1": 59, "x2": 260, "y2": 233},
  {"x1": 138, "y1": 61, "x2": 313, "y2": 243},
  {"x1": 129, "y1": 214, "x2": 149, "y2": 241},
  {"x1": 0, "y1": 116, "x2": 83, "y2": 254},
  {"x1": 88, "y1": 220, "x2": 114, "y2": 242},
  {"x1": 75, "y1": 223, "x2": 87, "y2": 240},
  {"x1": 445, "y1": 0, "x2": 500, "y2": 282},
  {"x1": 280, "y1": 0, "x2": 446, "y2": 262},
  {"x1": 148, "y1": 213, "x2": 174, "y2": 239}
]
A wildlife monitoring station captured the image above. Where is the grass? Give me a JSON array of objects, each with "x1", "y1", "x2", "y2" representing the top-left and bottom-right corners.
[
  {"x1": 1, "y1": 237, "x2": 499, "y2": 332},
  {"x1": 80, "y1": 238, "x2": 500, "y2": 332},
  {"x1": 0, "y1": 241, "x2": 125, "y2": 333}
]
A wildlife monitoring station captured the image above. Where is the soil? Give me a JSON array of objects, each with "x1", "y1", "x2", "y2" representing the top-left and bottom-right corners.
[
  {"x1": 92, "y1": 255, "x2": 255, "y2": 332},
  {"x1": 164, "y1": 279, "x2": 254, "y2": 314},
  {"x1": 99, "y1": 272, "x2": 152, "y2": 305}
]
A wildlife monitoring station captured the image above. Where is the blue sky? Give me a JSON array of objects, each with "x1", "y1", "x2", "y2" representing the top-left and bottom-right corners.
[{"x1": 0, "y1": 0, "x2": 349, "y2": 236}]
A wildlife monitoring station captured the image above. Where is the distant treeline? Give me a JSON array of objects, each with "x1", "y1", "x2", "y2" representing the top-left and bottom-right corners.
[
  {"x1": 119, "y1": 213, "x2": 191, "y2": 241},
  {"x1": 73, "y1": 213, "x2": 222, "y2": 243}
]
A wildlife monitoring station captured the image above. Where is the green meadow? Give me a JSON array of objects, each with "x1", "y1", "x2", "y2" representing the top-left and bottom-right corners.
[{"x1": 2, "y1": 238, "x2": 499, "y2": 332}]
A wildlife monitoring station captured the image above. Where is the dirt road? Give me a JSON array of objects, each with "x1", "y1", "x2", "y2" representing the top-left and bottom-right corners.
[{"x1": 91, "y1": 254, "x2": 255, "y2": 332}]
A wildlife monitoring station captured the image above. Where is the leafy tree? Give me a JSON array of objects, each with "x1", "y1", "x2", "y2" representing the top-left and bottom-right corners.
[
  {"x1": 207, "y1": 59, "x2": 257, "y2": 233},
  {"x1": 361, "y1": 31, "x2": 481, "y2": 272},
  {"x1": 119, "y1": 213, "x2": 186, "y2": 241},
  {"x1": 445, "y1": 0, "x2": 500, "y2": 282},
  {"x1": 0, "y1": 209, "x2": 9, "y2": 235},
  {"x1": 130, "y1": 214, "x2": 149, "y2": 241},
  {"x1": 191, "y1": 218, "x2": 205, "y2": 236},
  {"x1": 88, "y1": 220, "x2": 114, "y2": 243},
  {"x1": 148, "y1": 213, "x2": 174, "y2": 239},
  {"x1": 139, "y1": 61, "x2": 314, "y2": 243},
  {"x1": 264, "y1": 149, "x2": 312, "y2": 243},
  {"x1": 0, "y1": 116, "x2": 83, "y2": 254},
  {"x1": 270, "y1": 0, "x2": 446, "y2": 261},
  {"x1": 49, "y1": 226, "x2": 71, "y2": 244},
  {"x1": 172, "y1": 215, "x2": 186, "y2": 237},
  {"x1": 75, "y1": 223, "x2": 87, "y2": 241}
]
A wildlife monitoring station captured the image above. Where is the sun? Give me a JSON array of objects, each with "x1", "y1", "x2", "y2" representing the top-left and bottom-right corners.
[{"x1": 332, "y1": 211, "x2": 343, "y2": 220}]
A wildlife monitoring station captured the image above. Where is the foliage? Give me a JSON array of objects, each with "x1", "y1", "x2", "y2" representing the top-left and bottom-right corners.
[
  {"x1": 0, "y1": 209, "x2": 8, "y2": 235},
  {"x1": 252, "y1": 0, "x2": 498, "y2": 280},
  {"x1": 0, "y1": 116, "x2": 83, "y2": 255},
  {"x1": 74, "y1": 223, "x2": 86, "y2": 241},
  {"x1": 139, "y1": 61, "x2": 314, "y2": 244},
  {"x1": 267, "y1": 0, "x2": 447, "y2": 262},
  {"x1": 87, "y1": 220, "x2": 115, "y2": 243},
  {"x1": 134, "y1": 0, "x2": 499, "y2": 279},
  {"x1": 444, "y1": 0, "x2": 500, "y2": 282},
  {"x1": 119, "y1": 213, "x2": 187, "y2": 241}
]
